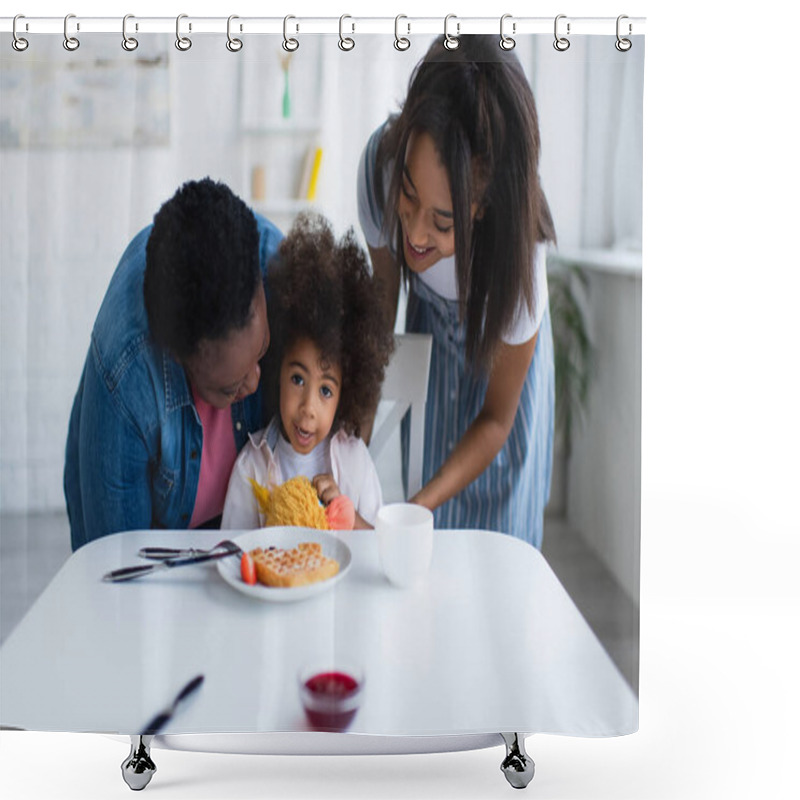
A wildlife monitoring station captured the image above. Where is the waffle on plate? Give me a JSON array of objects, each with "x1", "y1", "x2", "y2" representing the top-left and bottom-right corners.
[{"x1": 250, "y1": 542, "x2": 340, "y2": 588}]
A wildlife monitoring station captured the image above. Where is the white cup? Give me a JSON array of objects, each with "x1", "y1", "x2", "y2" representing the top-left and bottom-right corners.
[{"x1": 375, "y1": 503, "x2": 434, "y2": 588}]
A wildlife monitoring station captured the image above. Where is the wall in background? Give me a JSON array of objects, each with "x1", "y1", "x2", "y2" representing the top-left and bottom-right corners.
[
  {"x1": 1, "y1": 36, "x2": 241, "y2": 512},
  {"x1": 567, "y1": 266, "x2": 642, "y2": 603}
]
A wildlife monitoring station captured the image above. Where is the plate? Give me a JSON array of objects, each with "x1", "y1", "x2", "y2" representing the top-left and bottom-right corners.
[{"x1": 216, "y1": 527, "x2": 352, "y2": 603}]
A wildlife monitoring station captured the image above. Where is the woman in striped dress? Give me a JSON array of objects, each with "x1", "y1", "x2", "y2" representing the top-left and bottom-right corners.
[{"x1": 357, "y1": 35, "x2": 556, "y2": 548}]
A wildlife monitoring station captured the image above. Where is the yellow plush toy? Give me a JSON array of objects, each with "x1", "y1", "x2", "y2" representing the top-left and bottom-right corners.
[{"x1": 248, "y1": 476, "x2": 355, "y2": 530}]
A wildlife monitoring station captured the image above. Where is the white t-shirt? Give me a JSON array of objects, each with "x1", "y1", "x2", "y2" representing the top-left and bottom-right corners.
[
  {"x1": 273, "y1": 433, "x2": 330, "y2": 485},
  {"x1": 356, "y1": 125, "x2": 549, "y2": 345},
  {"x1": 221, "y1": 417, "x2": 383, "y2": 530}
]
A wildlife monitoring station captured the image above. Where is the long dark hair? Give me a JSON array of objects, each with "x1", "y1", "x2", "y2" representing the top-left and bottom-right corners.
[{"x1": 376, "y1": 35, "x2": 555, "y2": 370}]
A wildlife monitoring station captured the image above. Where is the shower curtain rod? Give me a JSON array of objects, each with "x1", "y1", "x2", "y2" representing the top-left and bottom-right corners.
[{"x1": 0, "y1": 15, "x2": 646, "y2": 38}]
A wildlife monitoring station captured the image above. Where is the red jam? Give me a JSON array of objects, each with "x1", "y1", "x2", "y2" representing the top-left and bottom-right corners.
[{"x1": 303, "y1": 671, "x2": 360, "y2": 731}]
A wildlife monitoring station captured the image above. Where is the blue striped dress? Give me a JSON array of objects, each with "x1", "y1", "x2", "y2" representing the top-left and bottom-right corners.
[{"x1": 358, "y1": 127, "x2": 555, "y2": 548}]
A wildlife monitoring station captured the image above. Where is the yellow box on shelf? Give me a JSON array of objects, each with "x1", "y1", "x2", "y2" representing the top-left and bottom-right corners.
[{"x1": 297, "y1": 145, "x2": 323, "y2": 202}]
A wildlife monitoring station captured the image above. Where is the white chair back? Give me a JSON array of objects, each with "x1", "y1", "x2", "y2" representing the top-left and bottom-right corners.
[{"x1": 368, "y1": 333, "x2": 432, "y2": 499}]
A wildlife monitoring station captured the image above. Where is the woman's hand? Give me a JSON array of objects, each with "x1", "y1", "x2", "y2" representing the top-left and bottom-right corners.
[{"x1": 412, "y1": 332, "x2": 538, "y2": 511}]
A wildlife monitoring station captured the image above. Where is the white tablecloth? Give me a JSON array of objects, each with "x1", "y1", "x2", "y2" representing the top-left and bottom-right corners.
[{"x1": 0, "y1": 529, "x2": 637, "y2": 737}]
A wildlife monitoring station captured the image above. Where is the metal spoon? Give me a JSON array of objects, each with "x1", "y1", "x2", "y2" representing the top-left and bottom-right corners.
[{"x1": 137, "y1": 539, "x2": 243, "y2": 561}]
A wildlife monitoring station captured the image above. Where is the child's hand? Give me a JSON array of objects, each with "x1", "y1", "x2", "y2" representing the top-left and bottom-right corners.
[
  {"x1": 312, "y1": 473, "x2": 341, "y2": 505},
  {"x1": 313, "y1": 474, "x2": 355, "y2": 530},
  {"x1": 325, "y1": 494, "x2": 356, "y2": 530}
]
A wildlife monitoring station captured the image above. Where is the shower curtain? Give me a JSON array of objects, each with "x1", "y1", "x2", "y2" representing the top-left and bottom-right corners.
[{"x1": 0, "y1": 22, "x2": 643, "y2": 745}]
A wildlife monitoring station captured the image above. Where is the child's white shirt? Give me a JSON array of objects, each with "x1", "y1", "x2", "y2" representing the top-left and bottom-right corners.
[
  {"x1": 221, "y1": 416, "x2": 383, "y2": 530},
  {"x1": 273, "y1": 430, "x2": 330, "y2": 484}
]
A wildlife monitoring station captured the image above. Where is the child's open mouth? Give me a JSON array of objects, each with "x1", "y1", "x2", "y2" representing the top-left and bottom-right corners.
[{"x1": 294, "y1": 425, "x2": 314, "y2": 447}]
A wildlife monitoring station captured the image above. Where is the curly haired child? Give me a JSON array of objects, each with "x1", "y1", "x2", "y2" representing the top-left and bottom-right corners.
[{"x1": 221, "y1": 212, "x2": 394, "y2": 530}]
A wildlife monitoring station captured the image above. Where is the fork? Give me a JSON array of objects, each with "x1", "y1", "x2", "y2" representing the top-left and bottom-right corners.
[
  {"x1": 137, "y1": 540, "x2": 243, "y2": 561},
  {"x1": 103, "y1": 541, "x2": 245, "y2": 583}
]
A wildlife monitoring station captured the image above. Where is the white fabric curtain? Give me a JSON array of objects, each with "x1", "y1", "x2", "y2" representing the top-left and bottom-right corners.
[
  {"x1": 0, "y1": 27, "x2": 642, "y2": 755},
  {"x1": 533, "y1": 36, "x2": 644, "y2": 252},
  {"x1": 579, "y1": 37, "x2": 644, "y2": 250}
]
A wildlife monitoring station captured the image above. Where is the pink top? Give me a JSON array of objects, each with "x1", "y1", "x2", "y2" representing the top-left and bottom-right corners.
[{"x1": 189, "y1": 389, "x2": 238, "y2": 528}]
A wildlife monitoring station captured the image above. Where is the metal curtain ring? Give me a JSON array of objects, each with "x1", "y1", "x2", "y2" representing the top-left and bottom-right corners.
[
  {"x1": 12, "y1": 14, "x2": 29, "y2": 52},
  {"x1": 553, "y1": 14, "x2": 570, "y2": 52},
  {"x1": 122, "y1": 14, "x2": 138, "y2": 51},
  {"x1": 500, "y1": 14, "x2": 516, "y2": 50},
  {"x1": 615, "y1": 15, "x2": 632, "y2": 52},
  {"x1": 175, "y1": 14, "x2": 192, "y2": 51},
  {"x1": 339, "y1": 14, "x2": 355, "y2": 51},
  {"x1": 226, "y1": 15, "x2": 243, "y2": 52},
  {"x1": 63, "y1": 13, "x2": 80, "y2": 51},
  {"x1": 394, "y1": 15, "x2": 410, "y2": 51},
  {"x1": 443, "y1": 14, "x2": 460, "y2": 51},
  {"x1": 283, "y1": 15, "x2": 299, "y2": 52}
]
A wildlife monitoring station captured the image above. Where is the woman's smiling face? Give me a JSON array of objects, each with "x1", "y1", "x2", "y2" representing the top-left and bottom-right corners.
[
  {"x1": 397, "y1": 130, "x2": 457, "y2": 273},
  {"x1": 279, "y1": 337, "x2": 342, "y2": 454},
  {"x1": 183, "y1": 285, "x2": 269, "y2": 409}
]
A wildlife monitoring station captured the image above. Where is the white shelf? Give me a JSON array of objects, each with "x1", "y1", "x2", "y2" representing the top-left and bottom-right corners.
[
  {"x1": 240, "y1": 121, "x2": 321, "y2": 136},
  {"x1": 252, "y1": 199, "x2": 314, "y2": 216},
  {"x1": 549, "y1": 247, "x2": 642, "y2": 277},
  {"x1": 238, "y1": 38, "x2": 325, "y2": 217}
]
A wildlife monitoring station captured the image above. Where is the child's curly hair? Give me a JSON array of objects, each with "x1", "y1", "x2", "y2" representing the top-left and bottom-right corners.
[{"x1": 266, "y1": 212, "x2": 394, "y2": 438}]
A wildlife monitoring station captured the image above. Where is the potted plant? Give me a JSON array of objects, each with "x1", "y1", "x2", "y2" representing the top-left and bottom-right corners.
[{"x1": 546, "y1": 257, "x2": 593, "y2": 516}]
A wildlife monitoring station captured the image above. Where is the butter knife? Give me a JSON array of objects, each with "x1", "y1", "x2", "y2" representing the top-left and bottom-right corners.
[
  {"x1": 141, "y1": 674, "x2": 205, "y2": 736},
  {"x1": 102, "y1": 549, "x2": 236, "y2": 582}
]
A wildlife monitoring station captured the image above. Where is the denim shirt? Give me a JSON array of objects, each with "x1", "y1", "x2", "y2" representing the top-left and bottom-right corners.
[{"x1": 64, "y1": 214, "x2": 283, "y2": 550}]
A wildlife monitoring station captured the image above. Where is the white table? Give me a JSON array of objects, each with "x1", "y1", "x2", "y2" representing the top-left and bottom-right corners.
[{"x1": 0, "y1": 528, "x2": 637, "y2": 788}]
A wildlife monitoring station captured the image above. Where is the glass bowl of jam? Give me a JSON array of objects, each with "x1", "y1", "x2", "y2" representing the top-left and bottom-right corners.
[{"x1": 298, "y1": 662, "x2": 364, "y2": 731}]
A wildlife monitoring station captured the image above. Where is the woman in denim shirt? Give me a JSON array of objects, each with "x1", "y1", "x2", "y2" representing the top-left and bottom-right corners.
[{"x1": 64, "y1": 179, "x2": 283, "y2": 550}]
